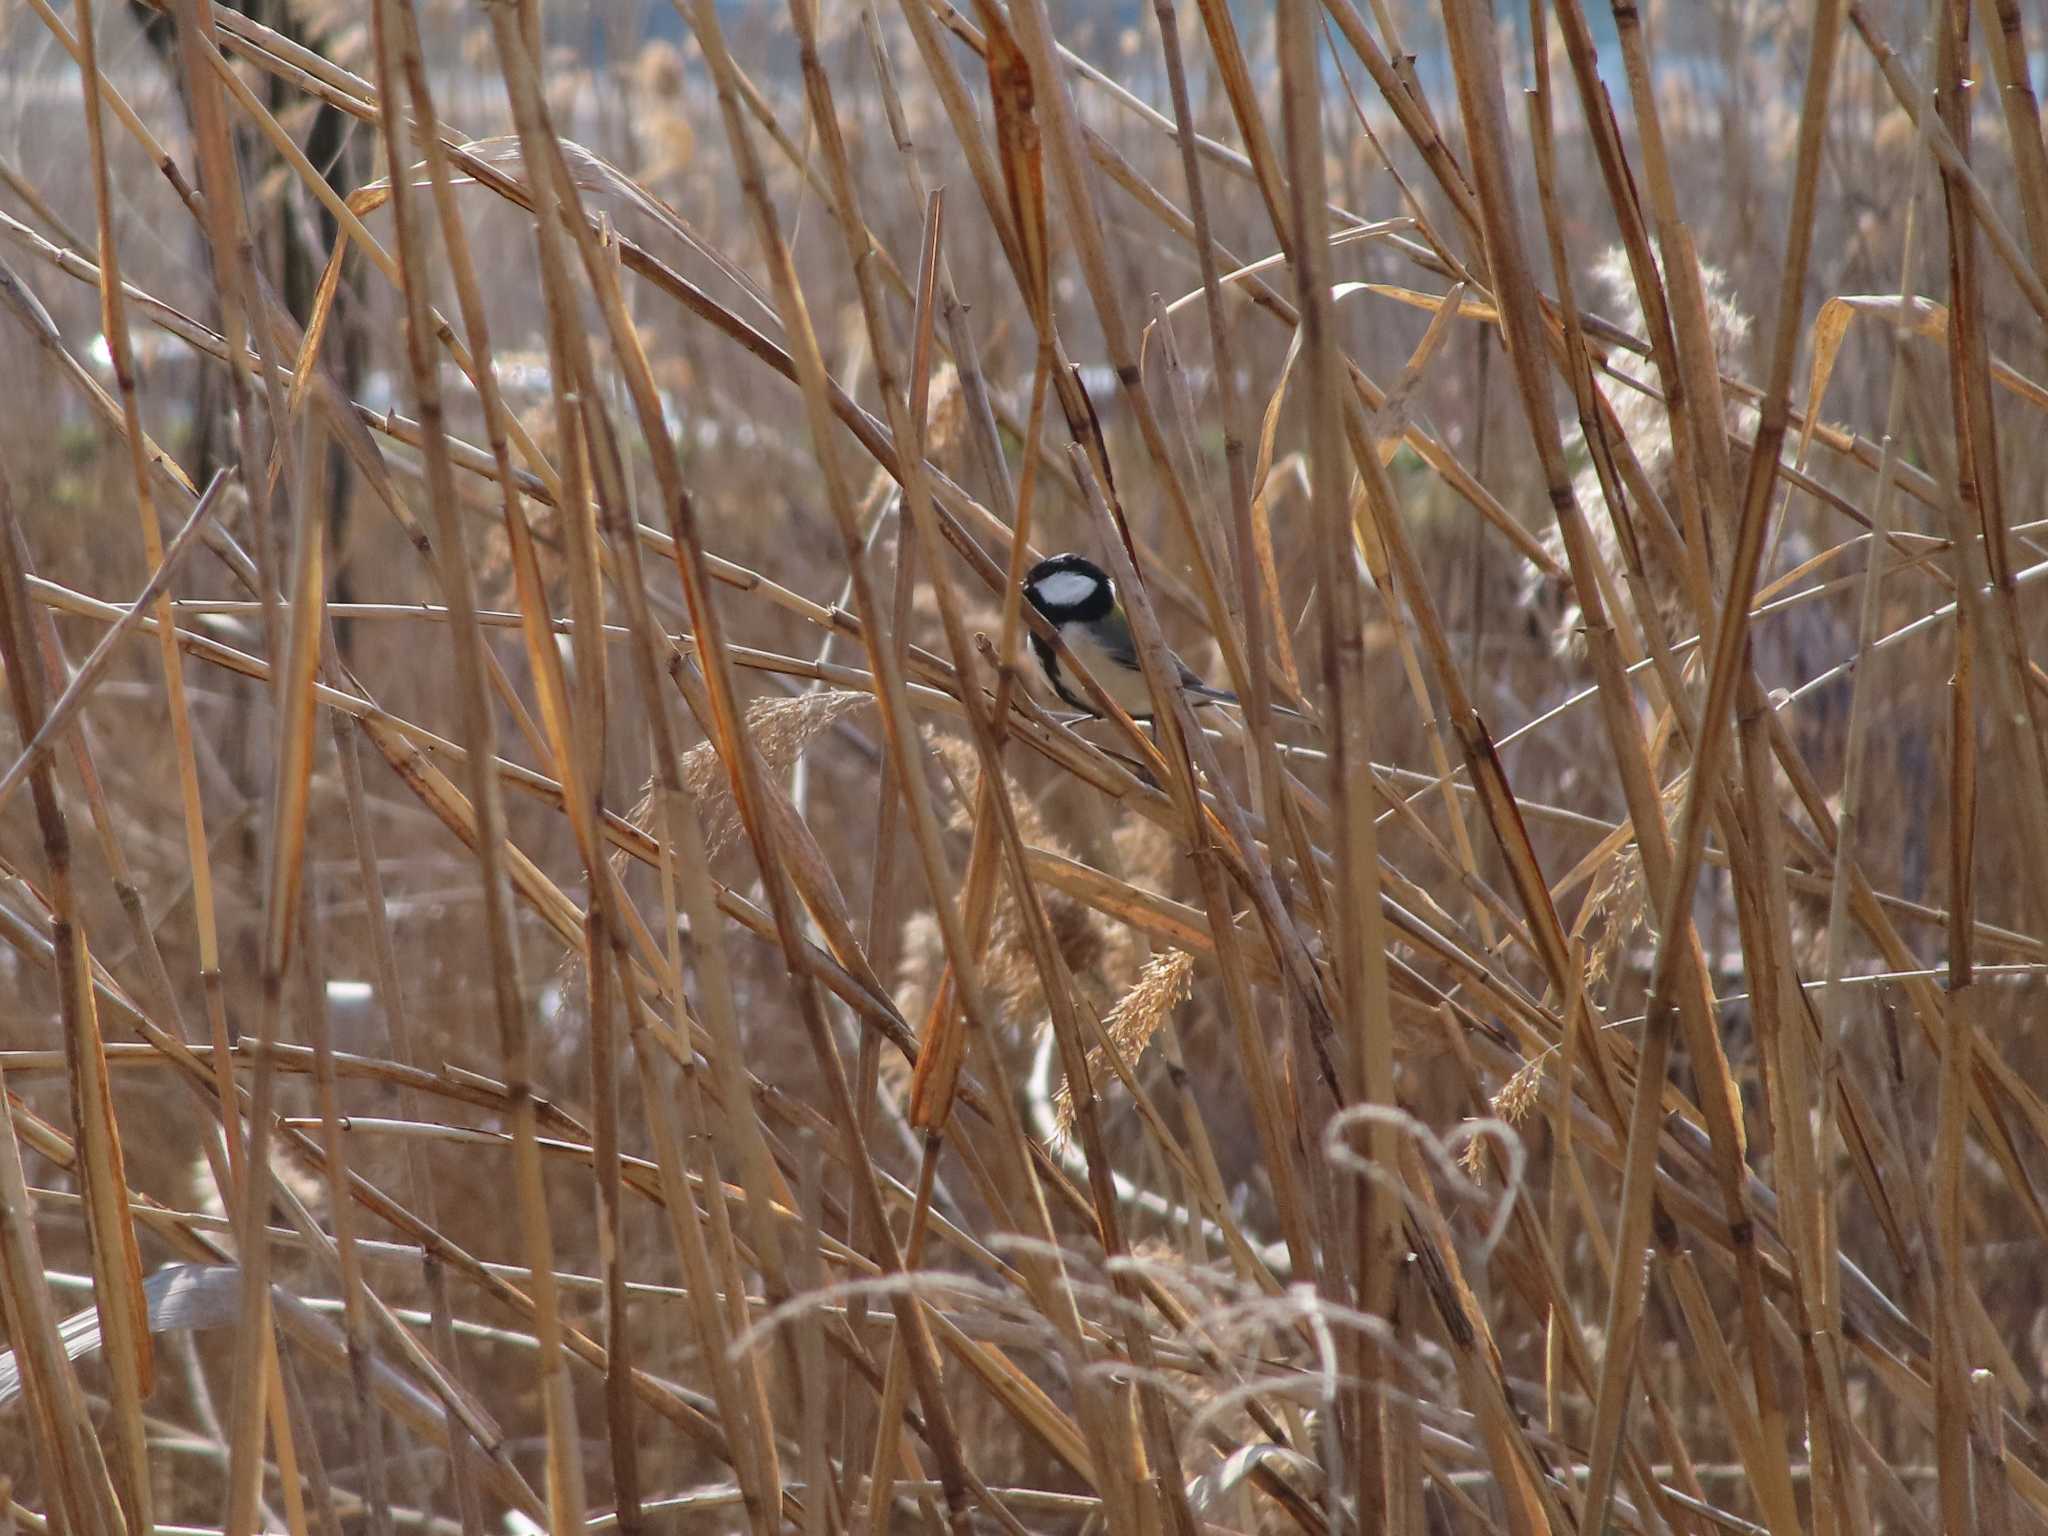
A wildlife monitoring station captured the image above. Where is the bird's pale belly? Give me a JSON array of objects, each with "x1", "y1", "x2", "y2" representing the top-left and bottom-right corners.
[{"x1": 1061, "y1": 626, "x2": 1162, "y2": 717}]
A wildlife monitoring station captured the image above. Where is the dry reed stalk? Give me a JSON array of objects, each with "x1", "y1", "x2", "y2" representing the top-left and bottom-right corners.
[
  {"x1": 288, "y1": 909, "x2": 391, "y2": 1536},
  {"x1": 0, "y1": 473, "x2": 129, "y2": 1536},
  {"x1": 978, "y1": 17, "x2": 1054, "y2": 742},
  {"x1": 859, "y1": 32, "x2": 1016, "y2": 547},
  {"x1": 1652, "y1": 6, "x2": 1850, "y2": 1527},
  {"x1": 841, "y1": 193, "x2": 949, "y2": 1514},
  {"x1": 52, "y1": 26, "x2": 220, "y2": 1425},
  {"x1": 1146, "y1": 0, "x2": 1335, "y2": 1302},
  {"x1": 372, "y1": 3, "x2": 591, "y2": 891},
  {"x1": 1930, "y1": 15, "x2": 1995, "y2": 1533},
  {"x1": 1815, "y1": 150, "x2": 1929, "y2": 1536},
  {"x1": 787, "y1": 7, "x2": 1198, "y2": 1526},
  {"x1": 220, "y1": 414, "x2": 328, "y2": 1536},
  {"x1": 350, "y1": 60, "x2": 561, "y2": 1523},
  {"x1": 862, "y1": 197, "x2": 968, "y2": 1536},
  {"x1": 669, "y1": 1, "x2": 1004, "y2": 1523},
  {"x1": 628, "y1": 989, "x2": 783, "y2": 1530},
  {"x1": 1149, "y1": 0, "x2": 1309, "y2": 996},
  {"x1": 368, "y1": 7, "x2": 589, "y2": 1532},
  {"x1": 25, "y1": 0, "x2": 255, "y2": 1356},
  {"x1": 453, "y1": 13, "x2": 702, "y2": 1522},
  {"x1": 1439, "y1": 8, "x2": 1737, "y2": 1528},
  {"x1": 1267, "y1": 2, "x2": 1399, "y2": 1521},
  {"x1": 330, "y1": 699, "x2": 486, "y2": 1536},
  {"x1": 1983, "y1": 0, "x2": 2048, "y2": 277},
  {"x1": 0, "y1": 473, "x2": 229, "y2": 812}
]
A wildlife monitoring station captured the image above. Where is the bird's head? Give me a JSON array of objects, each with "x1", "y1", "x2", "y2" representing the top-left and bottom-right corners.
[{"x1": 1022, "y1": 552, "x2": 1118, "y2": 625}]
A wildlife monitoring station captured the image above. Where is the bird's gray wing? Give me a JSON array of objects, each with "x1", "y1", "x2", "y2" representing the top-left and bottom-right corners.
[
  {"x1": 1101, "y1": 604, "x2": 1209, "y2": 688},
  {"x1": 1095, "y1": 604, "x2": 1141, "y2": 668}
]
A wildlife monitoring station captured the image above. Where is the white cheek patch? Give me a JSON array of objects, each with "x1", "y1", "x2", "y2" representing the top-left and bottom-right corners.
[{"x1": 1032, "y1": 570, "x2": 1103, "y2": 609}]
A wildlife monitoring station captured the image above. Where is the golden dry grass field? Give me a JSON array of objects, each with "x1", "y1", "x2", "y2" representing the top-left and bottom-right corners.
[{"x1": 1, "y1": 0, "x2": 2046, "y2": 1532}]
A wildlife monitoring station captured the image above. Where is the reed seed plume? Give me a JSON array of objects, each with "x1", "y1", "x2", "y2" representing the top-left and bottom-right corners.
[
  {"x1": 902, "y1": 729, "x2": 1127, "y2": 1037},
  {"x1": 681, "y1": 687, "x2": 872, "y2": 860},
  {"x1": 1052, "y1": 947, "x2": 1193, "y2": 1138}
]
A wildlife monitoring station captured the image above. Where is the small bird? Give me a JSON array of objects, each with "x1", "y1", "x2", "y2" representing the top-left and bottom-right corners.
[{"x1": 1021, "y1": 551, "x2": 1252, "y2": 721}]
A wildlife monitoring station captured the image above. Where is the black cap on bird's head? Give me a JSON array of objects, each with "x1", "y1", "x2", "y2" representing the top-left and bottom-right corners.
[{"x1": 1023, "y1": 552, "x2": 1117, "y2": 623}]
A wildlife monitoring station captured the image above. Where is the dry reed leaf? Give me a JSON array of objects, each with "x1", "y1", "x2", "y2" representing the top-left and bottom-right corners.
[
  {"x1": 1249, "y1": 401, "x2": 1302, "y2": 693},
  {"x1": 1151, "y1": 218, "x2": 1414, "y2": 330},
  {"x1": 1802, "y1": 292, "x2": 2048, "y2": 470},
  {"x1": 63, "y1": 932, "x2": 154, "y2": 1399},
  {"x1": 1368, "y1": 278, "x2": 1468, "y2": 455},
  {"x1": 983, "y1": 10, "x2": 1050, "y2": 331},
  {"x1": 922, "y1": 360, "x2": 967, "y2": 463}
]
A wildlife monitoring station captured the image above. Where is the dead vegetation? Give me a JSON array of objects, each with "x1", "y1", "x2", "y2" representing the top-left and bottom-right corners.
[{"x1": 0, "y1": 0, "x2": 2046, "y2": 1532}]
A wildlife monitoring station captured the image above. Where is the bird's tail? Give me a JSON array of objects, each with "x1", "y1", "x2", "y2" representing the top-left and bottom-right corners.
[{"x1": 1186, "y1": 681, "x2": 1311, "y2": 724}]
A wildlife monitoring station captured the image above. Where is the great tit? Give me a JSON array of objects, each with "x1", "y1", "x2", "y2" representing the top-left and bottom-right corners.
[{"x1": 1021, "y1": 552, "x2": 1257, "y2": 722}]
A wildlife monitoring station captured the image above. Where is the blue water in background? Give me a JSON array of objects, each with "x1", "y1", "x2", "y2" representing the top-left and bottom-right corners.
[
  {"x1": 632, "y1": 0, "x2": 1636, "y2": 85},
  {"x1": 565, "y1": 2, "x2": 2048, "y2": 133},
  {"x1": 617, "y1": 3, "x2": 2048, "y2": 122}
]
